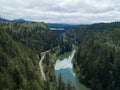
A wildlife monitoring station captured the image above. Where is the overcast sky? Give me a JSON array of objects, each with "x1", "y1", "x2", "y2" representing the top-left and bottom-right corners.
[{"x1": 0, "y1": 0, "x2": 120, "y2": 24}]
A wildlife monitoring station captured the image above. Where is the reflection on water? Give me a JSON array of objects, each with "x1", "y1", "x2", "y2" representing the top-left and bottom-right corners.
[
  {"x1": 55, "y1": 50, "x2": 78, "y2": 90},
  {"x1": 55, "y1": 50, "x2": 75, "y2": 70}
]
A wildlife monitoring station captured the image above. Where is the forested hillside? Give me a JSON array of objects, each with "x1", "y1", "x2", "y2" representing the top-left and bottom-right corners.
[
  {"x1": 0, "y1": 21, "x2": 72, "y2": 54},
  {"x1": 73, "y1": 29, "x2": 120, "y2": 90},
  {"x1": 1, "y1": 0, "x2": 119, "y2": 90},
  {"x1": 0, "y1": 27, "x2": 45, "y2": 90},
  {"x1": 0, "y1": 22, "x2": 61, "y2": 52},
  {"x1": 0, "y1": 21, "x2": 73, "y2": 90},
  {"x1": 65, "y1": 22, "x2": 120, "y2": 45},
  {"x1": 1, "y1": 20, "x2": 120, "y2": 90}
]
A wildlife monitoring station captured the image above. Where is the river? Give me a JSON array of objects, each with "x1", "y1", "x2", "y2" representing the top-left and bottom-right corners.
[{"x1": 55, "y1": 50, "x2": 78, "y2": 90}]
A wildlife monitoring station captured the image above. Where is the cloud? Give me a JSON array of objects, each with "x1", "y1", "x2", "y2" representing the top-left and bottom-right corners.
[{"x1": 0, "y1": 0, "x2": 120, "y2": 24}]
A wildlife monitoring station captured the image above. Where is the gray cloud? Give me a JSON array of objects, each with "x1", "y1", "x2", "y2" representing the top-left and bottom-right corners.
[{"x1": 0, "y1": 0, "x2": 120, "y2": 24}]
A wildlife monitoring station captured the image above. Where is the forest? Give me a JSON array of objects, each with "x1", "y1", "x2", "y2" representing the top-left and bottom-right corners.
[
  {"x1": 0, "y1": 20, "x2": 120, "y2": 90},
  {"x1": 72, "y1": 23, "x2": 120, "y2": 90},
  {"x1": 65, "y1": 22, "x2": 120, "y2": 45},
  {"x1": 0, "y1": 21, "x2": 73, "y2": 90}
]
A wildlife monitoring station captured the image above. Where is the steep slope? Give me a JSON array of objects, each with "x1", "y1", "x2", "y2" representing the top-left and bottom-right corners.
[
  {"x1": 0, "y1": 28, "x2": 45, "y2": 90},
  {"x1": 65, "y1": 22, "x2": 120, "y2": 45},
  {"x1": 0, "y1": 21, "x2": 72, "y2": 54},
  {"x1": 0, "y1": 21, "x2": 62, "y2": 52},
  {"x1": 0, "y1": 21, "x2": 73, "y2": 90},
  {"x1": 73, "y1": 29, "x2": 120, "y2": 90}
]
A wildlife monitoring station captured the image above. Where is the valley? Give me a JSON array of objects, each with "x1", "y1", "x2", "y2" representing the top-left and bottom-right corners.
[
  {"x1": 0, "y1": 0, "x2": 120, "y2": 90},
  {"x1": 0, "y1": 19, "x2": 120, "y2": 90}
]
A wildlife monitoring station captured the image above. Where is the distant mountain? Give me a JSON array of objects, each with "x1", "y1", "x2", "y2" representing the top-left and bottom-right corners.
[
  {"x1": 0, "y1": 17, "x2": 10, "y2": 21},
  {"x1": 0, "y1": 17, "x2": 31, "y2": 22},
  {"x1": 12, "y1": 19, "x2": 30, "y2": 22},
  {"x1": 47, "y1": 23, "x2": 75, "y2": 28}
]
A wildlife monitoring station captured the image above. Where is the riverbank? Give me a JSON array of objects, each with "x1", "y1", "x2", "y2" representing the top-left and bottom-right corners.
[
  {"x1": 55, "y1": 50, "x2": 78, "y2": 89},
  {"x1": 75, "y1": 77, "x2": 91, "y2": 90},
  {"x1": 54, "y1": 49, "x2": 91, "y2": 90}
]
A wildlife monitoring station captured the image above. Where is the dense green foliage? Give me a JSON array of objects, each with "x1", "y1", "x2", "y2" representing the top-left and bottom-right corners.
[
  {"x1": 0, "y1": 21, "x2": 72, "y2": 54},
  {"x1": 0, "y1": 21, "x2": 73, "y2": 90},
  {"x1": 73, "y1": 29, "x2": 120, "y2": 90},
  {"x1": 43, "y1": 53, "x2": 58, "y2": 90},
  {"x1": 0, "y1": 27, "x2": 45, "y2": 90},
  {"x1": 2, "y1": 20, "x2": 120, "y2": 90},
  {"x1": 0, "y1": 21, "x2": 62, "y2": 53},
  {"x1": 65, "y1": 22, "x2": 120, "y2": 45},
  {"x1": 58, "y1": 41, "x2": 72, "y2": 55}
]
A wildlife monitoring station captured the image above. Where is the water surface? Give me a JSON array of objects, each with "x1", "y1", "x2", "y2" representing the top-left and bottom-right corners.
[{"x1": 55, "y1": 50, "x2": 78, "y2": 89}]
